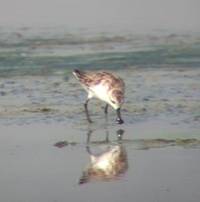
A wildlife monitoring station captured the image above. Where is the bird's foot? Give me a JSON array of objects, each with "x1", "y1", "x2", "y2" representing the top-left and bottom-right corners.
[{"x1": 116, "y1": 118, "x2": 124, "y2": 124}]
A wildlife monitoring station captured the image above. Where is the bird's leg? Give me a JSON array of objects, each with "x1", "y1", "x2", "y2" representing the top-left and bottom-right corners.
[
  {"x1": 84, "y1": 99, "x2": 92, "y2": 123},
  {"x1": 86, "y1": 130, "x2": 93, "y2": 154},
  {"x1": 116, "y1": 108, "x2": 124, "y2": 124},
  {"x1": 104, "y1": 104, "x2": 109, "y2": 114}
]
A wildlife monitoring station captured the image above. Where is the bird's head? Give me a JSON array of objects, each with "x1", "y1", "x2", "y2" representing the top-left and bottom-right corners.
[{"x1": 109, "y1": 90, "x2": 124, "y2": 110}]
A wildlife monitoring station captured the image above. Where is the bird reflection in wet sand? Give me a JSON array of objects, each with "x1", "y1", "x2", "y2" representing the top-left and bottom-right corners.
[{"x1": 79, "y1": 129, "x2": 128, "y2": 184}]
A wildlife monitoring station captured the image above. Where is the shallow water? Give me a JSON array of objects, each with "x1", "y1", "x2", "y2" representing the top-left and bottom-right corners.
[
  {"x1": 0, "y1": 27, "x2": 200, "y2": 202},
  {"x1": 0, "y1": 123, "x2": 200, "y2": 202},
  {"x1": 0, "y1": 27, "x2": 200, "y2": 77}
]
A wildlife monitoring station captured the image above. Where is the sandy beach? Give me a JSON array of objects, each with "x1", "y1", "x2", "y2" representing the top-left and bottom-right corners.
[
  {"x1": 0, "y1": 66, "x2": 200, "y2": 202},
  {"x1": 0, "y1": 27, "x2": 200, "y2": 202}
]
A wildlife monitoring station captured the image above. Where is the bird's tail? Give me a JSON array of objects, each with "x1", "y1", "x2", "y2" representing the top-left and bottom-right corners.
[
  {"x1": 73, "y1": 69, "x2": 92, "y2": 87},
  {"x1": 73, "y1": 69, "x2": 85, "y2": 81}
]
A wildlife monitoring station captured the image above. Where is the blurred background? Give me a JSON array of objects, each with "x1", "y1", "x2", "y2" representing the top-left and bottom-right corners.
[{"x1": 0, "y1": 1, "x2": 200, "y2": 202}]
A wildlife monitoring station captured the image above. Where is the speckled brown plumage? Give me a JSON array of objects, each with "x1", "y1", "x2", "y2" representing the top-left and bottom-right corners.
[
  {"x1": 73, "y1": 69, "x2": 125, "y2": 124},
  {"x1": 73, "y1": 70, "x2": 124, "y2": 89}
]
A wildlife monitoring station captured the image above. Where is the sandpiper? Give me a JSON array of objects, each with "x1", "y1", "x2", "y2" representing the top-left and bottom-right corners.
[{"x1": 73, "y1": 69, "x2": 125, "y2": 124}]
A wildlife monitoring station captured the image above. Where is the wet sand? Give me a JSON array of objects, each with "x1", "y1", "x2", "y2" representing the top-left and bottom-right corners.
[
  {"x1": 1, "y1": 27, "x2": 200, "y2": 201},
  {"x1": 0, "y1": 67, "x2": 200, "y2": 201},
  {"x1": 0, "y1": 120, "x2": 200, "y2": 202},
  {"x1": 1, "y1": 68, "x2": 200, "y2": 126}
]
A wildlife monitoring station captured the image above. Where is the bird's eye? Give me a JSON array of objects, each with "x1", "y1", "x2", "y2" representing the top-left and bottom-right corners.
[{"x1": 111, "y1": 100, "x2": 116, "y2": 104}]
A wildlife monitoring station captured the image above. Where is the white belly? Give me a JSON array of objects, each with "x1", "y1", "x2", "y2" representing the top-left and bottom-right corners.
[{"x1": 90, "y1": 84, "x2": 109, "y2": 102}]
